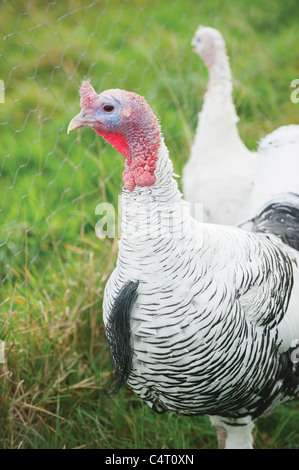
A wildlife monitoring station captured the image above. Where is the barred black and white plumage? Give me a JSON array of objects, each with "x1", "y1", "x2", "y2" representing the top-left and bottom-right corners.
[
  {"x1": 68, "y1": 83, "x2": 299, "y2": 449},
  {"x1": 104, "y1": 280, "x2": 139, "y2": 395}
]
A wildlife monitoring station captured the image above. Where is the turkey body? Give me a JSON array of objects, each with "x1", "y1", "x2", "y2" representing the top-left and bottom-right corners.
[
  {"x1": 103, "y1": 141, "x2": 299, "y2": 421},
  {"x1": 68, "y1": 83, "x2": 299, "y2": 449},
  {"x1": 250, "y1": 125, "x2": 299, "y2": 216}
]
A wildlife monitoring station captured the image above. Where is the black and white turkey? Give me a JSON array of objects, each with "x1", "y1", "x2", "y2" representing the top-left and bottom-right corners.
[
  {"x1": 182, "y1": 26, "x2": 256, "y2": 225},
  {"x1": 68, "y1": 82, "x2": 299, "y2": 449}
]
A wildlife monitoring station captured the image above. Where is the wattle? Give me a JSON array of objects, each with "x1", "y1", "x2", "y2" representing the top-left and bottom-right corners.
[
  {"x1": 95, "y1": 129, "x2": 159, "y2": 192},
  {"x1": 94, "y1": 130, "x2": 130, "y2": 158}
]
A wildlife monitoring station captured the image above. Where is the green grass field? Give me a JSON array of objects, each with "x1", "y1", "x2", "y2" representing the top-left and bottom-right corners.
[{"x1": 0, "y1": 0, "x2": 299, "y2": 449}]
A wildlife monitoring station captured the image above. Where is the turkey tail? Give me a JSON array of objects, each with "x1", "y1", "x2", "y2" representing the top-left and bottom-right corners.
[
  {"x1": 105, "y1": 281, "x2": 139, "y2": 395},
  {"x1": 250, "y1": 193, "x2": 299, "y2": 252}
]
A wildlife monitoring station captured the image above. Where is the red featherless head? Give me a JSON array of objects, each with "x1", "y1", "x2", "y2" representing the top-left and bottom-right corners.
[{"x1": 68, "y1": 84, "x2": 161, "y2": 192}]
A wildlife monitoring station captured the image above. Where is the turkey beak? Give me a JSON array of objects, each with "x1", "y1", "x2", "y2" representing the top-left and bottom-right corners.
[{"x1": 67, "y1": 110, "x2": 95, "y2": 134}]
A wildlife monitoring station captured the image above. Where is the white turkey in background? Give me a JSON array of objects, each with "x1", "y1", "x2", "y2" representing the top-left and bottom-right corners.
[
  {"x1": 241, "y1": 123, "x2": 299, "y2": 254},
  {"x1": 68, "y1": 82, "x2": 299, "y2": 449},
  {"x1": 249, "y1": 125, "x2": 299, "y2": 215},
  {"x1": 182, "y1": 26, "x2": 256, "y2": 225}
]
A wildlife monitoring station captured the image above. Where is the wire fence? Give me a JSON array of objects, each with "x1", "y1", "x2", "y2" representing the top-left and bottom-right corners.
[
  {"x1": 0, "y1": 0, "x2": 204, "y2": 303},
  {"x1": 0, "y1": 0, "x2": 298, "y2": 304},
  {"x1": 0, "y1": 0, "x2": 299, "y2": 449}
]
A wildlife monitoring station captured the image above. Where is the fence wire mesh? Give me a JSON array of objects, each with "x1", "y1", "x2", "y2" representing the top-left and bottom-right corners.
[
  {"x1": 0, "y1": 0, "x2": 299, "y2": 450},
  {"x1": 0, "y1": 0, "x2": 201, "y2": 301},
  {"x1": 1, "y1": 0, "x2": 299, "y2": 306}
]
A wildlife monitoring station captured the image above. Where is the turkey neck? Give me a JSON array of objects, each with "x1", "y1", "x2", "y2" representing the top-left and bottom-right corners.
[
  {"x1": 195, "y1": 47, "x2": 242, "y2": 158},
  {"x1": 202, "y1": 45, "x2": 239, "y2": 126},
  {"x1": 206, "y1": 43, "x2": 233, "y2": 90},
  {"x1": 120, "y1": 138, "x2": 185, "y2": 252}
]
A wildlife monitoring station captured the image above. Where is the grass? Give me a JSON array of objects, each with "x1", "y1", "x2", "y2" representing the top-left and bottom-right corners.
[{"x1": 0, "y1": 0, "x2": 299, "y2": 449}]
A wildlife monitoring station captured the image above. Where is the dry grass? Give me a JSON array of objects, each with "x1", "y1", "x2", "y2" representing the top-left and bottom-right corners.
[{"x1": 1, "y1": 0, "x2": 299, "y2": 449}]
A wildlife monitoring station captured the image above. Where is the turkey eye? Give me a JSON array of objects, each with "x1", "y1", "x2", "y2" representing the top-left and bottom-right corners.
[{"x1": 103, "y1": 104, "x2": 114, "y2": 112}]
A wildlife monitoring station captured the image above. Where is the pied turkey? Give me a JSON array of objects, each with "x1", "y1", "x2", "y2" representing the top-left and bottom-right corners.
[
  {"x1": 68, "y1": 82, "x2": 299, "y2": 449},
  {"x1": 182, "y1": 26, "x2": 256, "y2": 225}
]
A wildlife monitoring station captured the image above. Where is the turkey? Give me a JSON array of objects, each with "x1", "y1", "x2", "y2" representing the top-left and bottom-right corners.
[
  {"x1": 250, "y1": 125, "x2": 299, "y2": 216},
  {"x1": 182, "y1": 26, "x2": 256, "y2": 225},
  {"x1": 68, "y1": 82, "x2": 299, "y2": 449}
]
